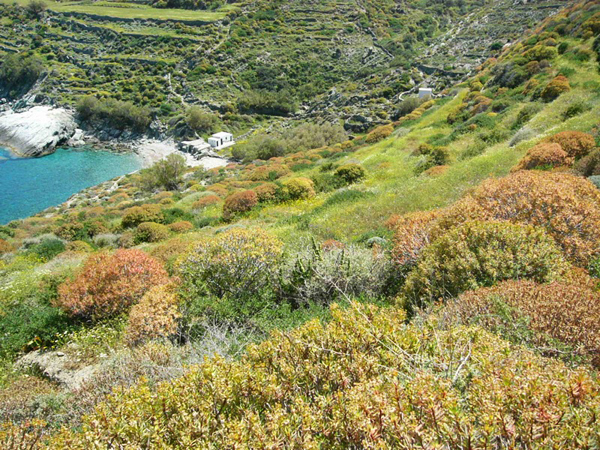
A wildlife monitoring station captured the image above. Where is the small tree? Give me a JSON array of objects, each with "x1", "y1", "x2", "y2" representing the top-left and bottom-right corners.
[
  {"x1": 185, "y1": 106, "x2": 218, "y2": 134},
  {"x1": 139, "y1": 154, "x2": 187, "y2": 191},
  {"x1": 26, "y1": 0, "x2": 47, "y2": 19}
]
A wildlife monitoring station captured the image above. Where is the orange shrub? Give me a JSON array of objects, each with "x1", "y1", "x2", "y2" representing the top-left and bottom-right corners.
[
  {"x1": 365, "y1": 124, "x2": 393, "y2": 143},
  {"x1": 247, "y1": 164, "x2": 290, "y2": 181},
  {"x1": 126, "y1": 283, "x2": 181, "y2": 346},
  {"x1": 415, "y1": 171, "x2": 600, "y2": 266},
  {"x1": 513, "y1": 142, "x2": 573, "y2": 171},
  {"x1": 321, "y1": 239, "x2": 345, "y2": 251},
  {"x1": 0, "y1": 238, "x2": 13, "y2": 255},
  {"x1": 56, "y1": 249, "x2": 169, "y2": 320},
  {"x1": 423, "y1": 165, "x2": 449, "y2": 177},
  {"x1": 544, "y1": 131, "x2": 596, "y2": 159},
  {"x1": 541, "y1": 75, "x2": 570, "y2": 101},
  {"x1": 150, "y1": 237, "x2": 193, "y2": 273},
  {"x1": 207, "y1": 185, "x2": 229, "y2": 198},
  {"x1": 387, "y1": 210, "x2": 441, "y2": 267},
  {"x1": 168, "y1": 221, "x2": 193, "y2": 233},
  {"x1": 449, "y1": 279, "x2": 600, "y2": 366},
  {"x1": 192, "y1": 195, "x2": 221, "y2": 210},
  {"x1": 223, "y1": 190, "x2": 258, "y2": 221}
]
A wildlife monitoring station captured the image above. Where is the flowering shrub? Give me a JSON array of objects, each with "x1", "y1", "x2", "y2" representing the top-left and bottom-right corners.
[
  {"x1": 126, "y1": 283, "x2": 181, "y2": 346},
  {"x1": 282, "y1": 177, "x2": 315, "y2": 200},
  {"x1": 446, "y1": 279, "x2": 600, "y2": 366},
  {"x1": 541, "y1": 75, "x2": 570, "y2": 101},
  {"x1": 192, "y1": 195, "x2": 221, "y2": 210},
  {"x1": 544, "y1": 130, "x2": 596, "y2": 159},
  {"x1": 403, "y1": 221, "x2": 567, "y2": 305},
  {"x1": 179, "y1": 228, "x2": 283, "y2": 299},
  {"x1": 222, "y1": 190, "x2": 258, "y2": 221},
  {"x1": 47, "y1": 302, "x2": 600, "y2": 448},
  {"x1": 168, "y1": 221, "x2": 193, "y2": 233},
  {"x1": 365, "y1": 124, "x2": 393, "y2": 143},
  {"x1": 135, "y1": 222, "x2": 170, "y2": 244},
  {"x1": 334, "y1": 163, "x2": 366, "y2": 184},
  {"x1": 513, "y1": 142, "x2": 573, "y2": 170},
  {"x1": 121, "y1": 205, "x2": 162, "y2": 228},
  {"x1": 56, "y1": 249, "x2": 169, "y2": 320}
]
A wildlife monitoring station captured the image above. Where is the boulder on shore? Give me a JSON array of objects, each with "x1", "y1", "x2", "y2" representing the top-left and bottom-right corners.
[{"x1": 0, "y1": 106, "x2": 78, "y2": 157}]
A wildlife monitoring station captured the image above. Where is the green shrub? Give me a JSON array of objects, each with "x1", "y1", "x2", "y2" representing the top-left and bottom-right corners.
[
  {"x1": 403, "y1": 221, "x2": 568, "y2": 307},
  {"x1": 76, "y1": 96, "x2": 152, "y2": 132},
  {"x1": 121, "y1": 205, "x2": 162, "y2": 228},
  {"x1": 134, "y1": 222, "x2": 170, "y2": 244},
  {"x1": 26, "y1": 238, "x2": 65, "y2": 261},
  {"x1": 278, "y1": 241, "x2": 394, "y2": 307},
  {"x1": 334, "y1": 163, "x2": 366, "y2": 185},
  {"x1": 0, "y1": 53, "x2": 44, "y2": 98},
  {"x1": 0, "y1": 301, "x2": 72, "y2": 357},
  {"x1": 178, "y1": 228, "x2": 283, "y2": 300},
  {"x1": 137, "y1": 154, "x2": 187, "y2": 191},
  {"x1": 282, "y1": 177, "x2": 316, "y2": 200},
  {"x1": 512, "y1": 102, "x2": 543, "y2": 129},
  {"x1": 185, "y1": 106, "x2": 218, "y2": 134}
]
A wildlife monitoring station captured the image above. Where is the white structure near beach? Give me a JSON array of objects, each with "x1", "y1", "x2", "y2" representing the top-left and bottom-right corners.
[
  {"x1": 418, "y1": 88, "x2": 433, "y2": 99},
  {"x1": 208, "y1": 132, "x2": 234, "y2": 150},
  {"x1": 179, "y1": 131, "x2": 235, "y2": 158}
]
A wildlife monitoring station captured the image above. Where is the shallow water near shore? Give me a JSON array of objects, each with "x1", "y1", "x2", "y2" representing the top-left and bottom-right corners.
[{"x1": 0, "y1": 146, "x2": 141, "y2": 224}]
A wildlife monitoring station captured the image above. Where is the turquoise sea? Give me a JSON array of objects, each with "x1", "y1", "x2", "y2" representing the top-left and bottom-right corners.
[{"x1": 0, "y1": 146, "x2": 141, "y2": 224}]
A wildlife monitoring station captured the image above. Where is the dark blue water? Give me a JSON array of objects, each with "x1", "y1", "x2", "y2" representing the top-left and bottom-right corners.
[{"x1": 0, "y1": 147, "x2": 141, "y2": 224}]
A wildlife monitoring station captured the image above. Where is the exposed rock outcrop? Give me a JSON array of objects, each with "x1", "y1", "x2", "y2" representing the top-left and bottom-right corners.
[
  {"x1": 17, "y1": 350, "x2": 99, "y2": 390},
  {"x1": 0, "y1": 106, "x2": 78, "y2": 157}
]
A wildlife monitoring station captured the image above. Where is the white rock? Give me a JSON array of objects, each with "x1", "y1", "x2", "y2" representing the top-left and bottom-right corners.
[{"x1": 0, "y1": 106, "x2": 77, "y2": 157}]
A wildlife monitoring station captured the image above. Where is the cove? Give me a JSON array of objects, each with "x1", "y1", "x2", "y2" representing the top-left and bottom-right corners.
[{"x1": 0, "y1": 147, "x2": 141, "y2": 224}]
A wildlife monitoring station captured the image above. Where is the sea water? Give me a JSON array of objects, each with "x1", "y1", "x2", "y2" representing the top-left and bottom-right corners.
[{"x1": 0, "y1": 146, "x2": 141, "y2": 224}]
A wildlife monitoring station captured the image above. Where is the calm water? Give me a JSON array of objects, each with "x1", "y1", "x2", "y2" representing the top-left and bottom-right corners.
[{"x1": 0, "y1": 147, "x2": 141, "y2": 224}]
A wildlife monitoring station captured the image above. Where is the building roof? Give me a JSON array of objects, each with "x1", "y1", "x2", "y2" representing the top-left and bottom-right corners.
[{"x1": 211, "y1": 132, "x2": 232, "y2": 139}]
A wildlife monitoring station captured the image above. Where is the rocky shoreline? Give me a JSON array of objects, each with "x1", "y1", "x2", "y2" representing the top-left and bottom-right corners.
[{"x1": 0, "y1": 105, "x2": 229, "y2": 169}]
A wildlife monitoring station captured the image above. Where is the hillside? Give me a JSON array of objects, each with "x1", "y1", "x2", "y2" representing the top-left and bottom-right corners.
[
  {"x1": 0, "y1": 0, "x2": 565, "y2": 135},
  {"x1": 1, "y1": 0, "x2": 600, "y2": 447}
]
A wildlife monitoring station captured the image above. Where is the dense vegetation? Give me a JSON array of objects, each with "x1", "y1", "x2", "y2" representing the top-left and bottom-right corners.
[{"x1": 1, "y1": 0, "x2": 600, "y2": 447}]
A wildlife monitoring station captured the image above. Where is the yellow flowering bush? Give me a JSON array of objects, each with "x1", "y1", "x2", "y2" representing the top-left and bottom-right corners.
[
  {"x1": 178, "y1": 228, "x2": 283, "y2": 299},
  {"x1": 126, "y1": 283, "x2": 181, "y2": 346},
  {"x1": 403, "y1": 221, "x2": 568, "y2": 305},
  {"x1": 47, "y1": 302, "x2": 600, "y2": 448}
]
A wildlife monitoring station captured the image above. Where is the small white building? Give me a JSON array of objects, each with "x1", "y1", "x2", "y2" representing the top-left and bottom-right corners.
[
  {"x1": 418, "y1": 88, "x2": 433, "y2": 99},
  {"x1": 208, "y1": 132, "x2": 235, "y2": 150}
]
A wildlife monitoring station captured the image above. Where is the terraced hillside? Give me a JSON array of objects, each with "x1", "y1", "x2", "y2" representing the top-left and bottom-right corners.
[{"x1": 0, "y1": 0, "x2": 567, "y2": 134}]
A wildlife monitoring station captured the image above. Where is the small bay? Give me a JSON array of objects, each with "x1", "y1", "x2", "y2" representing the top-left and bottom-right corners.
[{"x1": 0, "y1": 146, "x2": 141, "y2": 224}]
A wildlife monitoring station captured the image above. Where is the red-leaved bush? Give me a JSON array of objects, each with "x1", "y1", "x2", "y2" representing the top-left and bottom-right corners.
[
  {"x1": 544, "y1": 131, "x2": 596, "y2": 159},
  {"x1": 223, "y1": 190, "x2": 258, "y2": 220},
  {"x1": 446, "y1": 278, "x2": 600, "y2": 366},
  {"x1": 56, "y1": 249, "x2": 169, "y2": 320},
  {"x1": 513, "y1": 142, "x2": 573, "y2": 171}
]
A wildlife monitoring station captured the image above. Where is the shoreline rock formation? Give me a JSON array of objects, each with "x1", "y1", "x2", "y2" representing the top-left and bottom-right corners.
[{"x1": 0, "y1": 106, "x2": 78, "y2": 157}]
